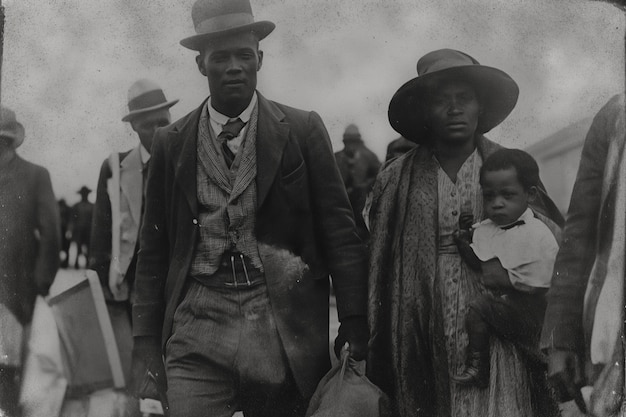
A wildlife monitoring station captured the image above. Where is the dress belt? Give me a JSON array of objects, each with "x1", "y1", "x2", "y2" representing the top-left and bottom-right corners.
[{"x1": 438, "y1": 234, "x2": 459, "y2": 255}]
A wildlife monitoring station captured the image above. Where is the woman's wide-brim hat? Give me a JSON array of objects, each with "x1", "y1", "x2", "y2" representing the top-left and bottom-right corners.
[
  {"x1": 388, "y1": 49, "x2": 519, "y2": 144},
  {"x1": 0, "y1": 106, "x2": 25, "y2": 148},
  {"x1": 180, "y1": 0, "x2": 275, "y2": 51},
  {"x1": 122, "y1": 79, "x2": 179, "y2": 122}
]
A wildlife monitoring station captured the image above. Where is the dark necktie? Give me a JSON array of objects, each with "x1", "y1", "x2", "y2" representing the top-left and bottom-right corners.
[
  {"x1": 500, "y1": 219, "x2": 525, "y2": 230},
  {"x1": 218, "y1": 118, "x2": 246, "y2": 168}
]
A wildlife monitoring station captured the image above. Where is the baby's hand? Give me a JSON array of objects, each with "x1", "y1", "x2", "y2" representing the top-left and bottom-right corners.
[
  {"x1": 458, "y1": 212, "x2": 474, "y2": 231},
  {"x1": 453, "y1": 229, "x2": 471, "y2": 244}
]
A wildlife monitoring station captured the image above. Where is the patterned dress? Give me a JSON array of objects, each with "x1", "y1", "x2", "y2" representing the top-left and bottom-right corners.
[{"x1": 434, "y1": 150, "x2": 536, "y2": 417}]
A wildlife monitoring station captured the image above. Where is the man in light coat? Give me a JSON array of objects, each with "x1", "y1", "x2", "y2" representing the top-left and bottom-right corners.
[{"x1": 89, "y1": 80, "x2": 177, "y2": 403}]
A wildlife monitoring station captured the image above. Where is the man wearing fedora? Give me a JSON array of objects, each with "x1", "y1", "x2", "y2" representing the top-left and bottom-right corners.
[
  {"x1": 89, "y1": 80, "x2": 177, "y2": 406},
  {"x1": 131, "y1": 0, "x2": 368, "y2": 416},
  {"x1": 70, "y1": 185, "x2": 94, "y2": 268},
  {"x1": 0, "y1": 106, "x2": 60, "y2": 416}
]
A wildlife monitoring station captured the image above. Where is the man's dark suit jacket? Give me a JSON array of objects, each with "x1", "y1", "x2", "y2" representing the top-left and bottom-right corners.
[
  {"x1": 0, "y1": 155, "x2": 60, "y2": 324},
  {"x1": 132, "y1": 93, "x2": 368, "y2": 397},
  {"x1": 541, "y1": 94, "x2": 623, "y2": 357}
]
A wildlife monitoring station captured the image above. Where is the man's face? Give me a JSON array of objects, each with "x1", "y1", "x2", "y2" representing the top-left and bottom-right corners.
[
  {"x1": 196, "y1": 32, "x2": 263, "y2": 116},
  {"x1": 130, "y1": 108, "x2": 171, "y2": 152},
  {"x1": 481, "y1": 167, "x2": 533, "y2": 226},
  {"x1": 426, "y1": 80, "x2": 481, "y2": 145}
]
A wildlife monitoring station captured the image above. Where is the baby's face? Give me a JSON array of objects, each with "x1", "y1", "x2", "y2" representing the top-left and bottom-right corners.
[{"x1": 481, "y1": 167, "x2": 531, "y2": 226}]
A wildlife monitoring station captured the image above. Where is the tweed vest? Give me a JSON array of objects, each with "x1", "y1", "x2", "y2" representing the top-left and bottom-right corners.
[{"x1": 190, "y1": 102, "x2": 263, "y2": 276}]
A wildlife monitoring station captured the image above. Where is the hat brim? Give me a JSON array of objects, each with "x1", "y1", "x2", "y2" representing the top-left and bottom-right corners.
[
  {"x1": 0, "y1": 122, "x2": 25, "y2": 148},
  {"x1": 180, "y1": 21, "x2": 275, "y2": 51},
  {"x1": 388, "y1": 65, "x2": 519, "y2": 144},
  {"x1": 122, "y1": 99, "x2": 179, "y2": 122}
]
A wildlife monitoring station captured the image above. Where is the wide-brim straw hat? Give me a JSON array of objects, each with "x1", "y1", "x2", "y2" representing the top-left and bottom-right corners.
[
  {"x1": 180, "y1": 0, "x2": 275, "y2": 51},
  {"x1": 0, "y1": 106, "x2": 25, "y2": 148},
  {"x1": 122, "y1": 79, "x2": 179, "y2": 122},
  {"x1": 388, "y1": 49, "x2": 519, "y2": 144}
]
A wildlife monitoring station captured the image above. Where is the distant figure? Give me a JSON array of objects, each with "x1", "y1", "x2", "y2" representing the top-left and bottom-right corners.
[
  {"x1": 334, "y1": 124, "x2": 380, "y2": 238},
  {"x1": 0, "y1": 106, "x2": 60, "y2": 416},
  {"x1": 70, "y1": 186, "x2": 93, "y2": 269},
  {"x1": 385, "y1": 136, "x2": 417, "y2": 162},
  {"x1": 89, "y1": 79, "x2": 177, "y2": 414},
  {"x1": 58, "y1": 199, "x2": 72, "y2": 268}
]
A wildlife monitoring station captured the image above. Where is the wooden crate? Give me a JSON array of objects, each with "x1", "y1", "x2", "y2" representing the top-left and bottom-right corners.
[{"x1": 48, "y1": 270, "x2": 125, "y2": 396}]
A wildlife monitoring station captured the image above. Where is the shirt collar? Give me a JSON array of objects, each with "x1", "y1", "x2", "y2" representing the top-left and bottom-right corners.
[
  {"x1": 208, "y1": 92, "x2": 257, "y2": 126},
  {"x1": 140, "y1": 144, "x2": 150, "y2": 164},
  {"x1": 518, "y1": 207, "x2": 534, "y2": 223}
]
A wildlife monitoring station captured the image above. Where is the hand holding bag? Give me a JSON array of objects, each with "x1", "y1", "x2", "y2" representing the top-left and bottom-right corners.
[{"x1": 305, "y1": 350, "x2": 390, "y2": 417}]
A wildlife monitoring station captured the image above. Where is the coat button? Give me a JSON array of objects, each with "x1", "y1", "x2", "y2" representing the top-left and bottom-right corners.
[
  {"x1": 192, "y1": 219, "x2": 198, "y2": 225},
  {"x1": 452, "y1": 210, "x2": 458, "y2": 216}
]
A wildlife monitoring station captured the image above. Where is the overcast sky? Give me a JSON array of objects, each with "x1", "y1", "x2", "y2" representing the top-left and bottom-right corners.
[{"x1": 2, "y1": 0, "x2": 624, "y2": 201}]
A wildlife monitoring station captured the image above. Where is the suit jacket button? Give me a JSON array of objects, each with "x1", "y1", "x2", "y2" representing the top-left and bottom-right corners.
[{"x1": 192, "y1": 219, "x2": 198, "y2": 225}]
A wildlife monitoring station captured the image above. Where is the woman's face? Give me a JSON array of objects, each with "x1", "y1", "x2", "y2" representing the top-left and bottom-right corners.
[{"x1": 426, "y1": 80, "x2": 481, "y2": 145}]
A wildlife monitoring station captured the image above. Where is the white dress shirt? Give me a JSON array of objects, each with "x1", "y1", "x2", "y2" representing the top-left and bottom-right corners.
[
  {"x1": 470, "y1": 207, "x2": 559, "y2": 292},
  {"x1": 208, "y1": 92, "x2": 258, "y2": 155}
]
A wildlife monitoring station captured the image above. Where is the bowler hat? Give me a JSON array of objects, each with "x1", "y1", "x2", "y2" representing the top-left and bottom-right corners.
[
  {"x1": 0, "y1": 106, "x2": 25, "y2": 148},
  {"x1": 122, "y1": 79, "x2": 179, "y2": 122},
  {"x1": 180, "y1": 0, "x2": 275, "y2": 51},
  {"x1": 388, "y1": 49, "x2": 519, "y2": 144}
]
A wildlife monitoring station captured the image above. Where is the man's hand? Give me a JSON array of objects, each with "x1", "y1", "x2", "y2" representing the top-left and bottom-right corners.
[
  {"x1": 130, "y1": 336, "x2": 167, "y2": 402},
  {"x1": 334, "y1": 315, "x2": 369, "y2": 361},
  {"x1": 547, "y1": 349, "x2": 586, "y2": 412}
]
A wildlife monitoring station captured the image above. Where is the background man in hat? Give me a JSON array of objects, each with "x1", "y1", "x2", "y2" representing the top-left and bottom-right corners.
[
  {"x1": 334, "y1": 124, "x2": 380, "y2": 240},
  {"x1": 131, "y1": 0, "x2": 369, "y2": 416},
  {"x1": 0, "y1": 106, "x2": 60, "y2": 416},
  {"x1": 70, "y1": 185, "x2": 94, "y2": 268},
  {"x1": 89, "y1": 79, "x2": 177, "y2": 408}
]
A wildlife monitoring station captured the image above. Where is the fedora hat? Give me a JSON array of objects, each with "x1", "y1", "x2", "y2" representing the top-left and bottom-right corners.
[
  {"x1": 122, "y1": 79, "x2": 179, "y2": 122},
  {"x1": 0, "y1": 106, "x2": 25, "y2": 148},
  {"x1": 388, "y1": 49, "x2": 519, "y2": 144},
  {"x1": 77, "y1": 186, "x2": 92, "y2": 195},
  {"x1": 180, "y1": 0, "x2": 275, "y2": 51}
]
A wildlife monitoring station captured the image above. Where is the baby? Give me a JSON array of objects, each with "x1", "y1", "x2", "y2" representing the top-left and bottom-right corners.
[{"x1": 452, "y1": 149, "x2": 559, "y2": 388}]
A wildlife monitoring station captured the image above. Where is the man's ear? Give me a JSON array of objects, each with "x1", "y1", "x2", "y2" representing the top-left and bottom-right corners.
[
  {"x1": 257, "y1": 50, "x2": 263, "y2": 71},
  {"x1": 196, "y1": 54, "x2": 207, "y2": 76}
]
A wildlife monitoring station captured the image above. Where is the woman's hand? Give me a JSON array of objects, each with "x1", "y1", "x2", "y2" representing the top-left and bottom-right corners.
[{"x1": 480, "y1": 258, "x2": 514, "y2": 290}]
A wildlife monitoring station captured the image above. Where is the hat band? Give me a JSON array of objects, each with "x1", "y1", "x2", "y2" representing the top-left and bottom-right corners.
[
  {"x1": 195, "y1": 12, "x2": 255, "y2": 35},
  {"x1": 128, "y1": 89, "x2": 167, "y2": 112}
]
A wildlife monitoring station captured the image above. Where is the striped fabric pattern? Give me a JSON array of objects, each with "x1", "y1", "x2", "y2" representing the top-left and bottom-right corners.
[{"x1": 190, "y1": 102, "x2": 263, "y2": 276}]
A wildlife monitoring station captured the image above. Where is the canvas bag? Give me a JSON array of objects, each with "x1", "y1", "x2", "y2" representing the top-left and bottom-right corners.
[{"x1": 305, "y1": 351, "x2": 391, "y2": 417}]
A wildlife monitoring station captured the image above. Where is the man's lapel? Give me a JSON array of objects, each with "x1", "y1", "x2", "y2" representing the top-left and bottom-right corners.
[
  {"x1": 172, "y1": 101, "x2": 206, "y2": 217},
  {"x1": 255, "y1": 93, "x2": 289, "y2": 208},
  {"x1": 119, "y1": 146, "x2": 143, "y2": 225}
]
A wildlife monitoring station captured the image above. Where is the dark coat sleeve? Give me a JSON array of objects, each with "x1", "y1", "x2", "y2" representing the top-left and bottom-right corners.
[
  {"x1": 89, "y1": 158, "x2": 113, "y2": 292},
  {"x1": 540, "y1": 97, "x2": 613, "y2": 353},
  {"x1": 303, "y1": 112, "x2": 368, "y2": 320},
  {"x1": 33, "y1": 167, "x2": 60, "y2": 296},
  {"x1": 132, "y1": 129, "x2": 170, "y2": 337}
]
